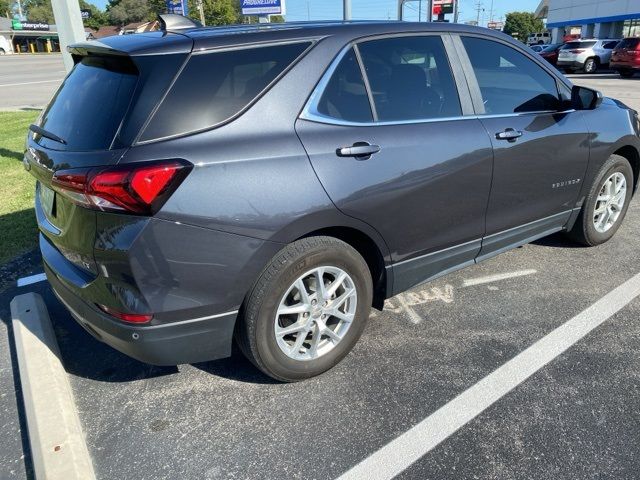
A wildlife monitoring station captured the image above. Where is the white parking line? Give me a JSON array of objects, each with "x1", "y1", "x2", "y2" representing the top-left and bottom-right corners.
[
  {"x1": 17, "y1": 273, "x2": 47, "y2": 287},
  {"x1": 0, "y1": 79, "x2": 62, "y2": 87},
  {"x1": 337, "y1": 271, "x2": 640, "y2": 480},
  {"x1": 462, "y1": 269, "x2": 537, "y2": 287}
]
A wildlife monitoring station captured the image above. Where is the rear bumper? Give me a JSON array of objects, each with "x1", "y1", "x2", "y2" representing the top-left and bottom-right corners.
[
  {"x1": 557, "y1": 60, "x2": 585, "y2": 69},
  {"x1": 46, "y1": 262, "x2": 238, "y2": 365},
  {"x1": 611, "y1": 61, "x2": 640, "y2": 71}
]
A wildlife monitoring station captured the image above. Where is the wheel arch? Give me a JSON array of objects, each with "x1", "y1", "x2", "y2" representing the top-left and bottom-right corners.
[
  {"x1": 297, "y1": 226, "x2": 390, "y2": 310},
  {"x1": 613, "y1": 145, "x2": 640, "y2": 193}
]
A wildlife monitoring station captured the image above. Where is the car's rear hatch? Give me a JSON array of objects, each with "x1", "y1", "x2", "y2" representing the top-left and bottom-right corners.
[
  {"x1": 612, "y1": 38, "x2": 640, "y2": 66},
  {"x1": 25, "y1": 32, "x2": 192, "y2": 283}
]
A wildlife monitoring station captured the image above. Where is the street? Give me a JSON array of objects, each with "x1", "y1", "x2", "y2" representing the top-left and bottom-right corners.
[{"x1": 0, "y1": 54, "x2": 66, "y2": 110}]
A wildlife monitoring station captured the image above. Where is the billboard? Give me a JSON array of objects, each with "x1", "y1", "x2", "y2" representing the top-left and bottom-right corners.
[
  {"x1": 487, "y1": 21, "x2": 504, "y2": 30},
  {"x1": 166, "y1": 0, "x2": 188, "y2": 16},
  {"x1": 433, "y1": 0, "x2": 455, "y2": 15},
  {"x1": 241, "y1": 0, "x2": 286, "y2": 16}
]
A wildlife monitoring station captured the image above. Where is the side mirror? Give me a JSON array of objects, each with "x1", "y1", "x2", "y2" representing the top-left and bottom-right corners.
[{"x1": 572, "y1": 85, "x2": 604, "y2": 110}]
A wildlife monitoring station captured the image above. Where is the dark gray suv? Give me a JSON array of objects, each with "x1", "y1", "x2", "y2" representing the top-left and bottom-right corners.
[{"x1": 25, "y1": 17, "x2": 640, "y2": 381}]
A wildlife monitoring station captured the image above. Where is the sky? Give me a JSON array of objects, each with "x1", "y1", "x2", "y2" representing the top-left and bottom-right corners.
[{"x1": 91, "y1": 0, "x2": 541, "y2": 27}]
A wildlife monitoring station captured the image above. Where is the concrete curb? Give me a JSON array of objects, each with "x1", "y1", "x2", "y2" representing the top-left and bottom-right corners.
[{"x1": 11, "y1": 293, "x2": 96, "y2": 480}]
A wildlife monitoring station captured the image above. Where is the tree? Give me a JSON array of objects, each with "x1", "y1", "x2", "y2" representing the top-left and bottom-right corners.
[
  {"x1": 79, "y1": 0, "x2": 109, "y2": 30},
  {"x1": 23, "y1": 0, "x2": 54, "y2": 23},
  {"x1": 187, "y1": 0, "x2": 241, "y2": 26},
  {"x1": 504, "y1": 12, "x2": 545, "y2": 42},
  {"x1": 108, "y1": 0, "x2": 150, "y2": 26},
  {"x1": 1, "y1": 0, "x2": 12, "y2": 18}
]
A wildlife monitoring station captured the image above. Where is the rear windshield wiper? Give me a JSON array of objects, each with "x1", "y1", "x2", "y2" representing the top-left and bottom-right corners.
[{"x1": 29, "y1": 124, "x2": 67, "y2": 145}]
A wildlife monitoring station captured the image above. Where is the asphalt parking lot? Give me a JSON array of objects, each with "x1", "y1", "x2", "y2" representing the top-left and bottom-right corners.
[{"x1": 1, "y1": 61, "x2": 640, "y2": 480}]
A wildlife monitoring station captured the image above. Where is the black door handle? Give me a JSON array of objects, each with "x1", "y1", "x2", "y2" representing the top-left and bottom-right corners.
[
  {"x1": 495, "y1": 128, "x2": 523, "y2": 142},
  {"x1": 336, "y1": 142, "x2": 381, "y2": 160}
]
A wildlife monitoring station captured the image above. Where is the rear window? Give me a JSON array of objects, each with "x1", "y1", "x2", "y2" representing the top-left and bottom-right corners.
[
  {"x1": 140, "y1": 41, "x2": 312, "y2": 142},
  {"x1": 35, "y1": 56, "x2": 138, "y2": 151},
  {"x1": 617, "y1": 38, "x2": 640, "y2": 50},
  {"x1": 562, "y1": 41, "x2": 597, "y2": 49}
]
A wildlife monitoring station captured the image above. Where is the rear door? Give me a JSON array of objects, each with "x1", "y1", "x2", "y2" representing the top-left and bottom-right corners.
[
  {"x1": 296, "y1": 34, "x2": 494, "y2": 293},
  {"x1": 456, "y1": 35, "x2": 590, "y2": 259}
]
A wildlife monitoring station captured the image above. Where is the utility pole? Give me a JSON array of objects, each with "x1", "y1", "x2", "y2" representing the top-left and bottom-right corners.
[
  {"x1": 196, "y1": 0, "x2": 205, "y2": 26},
  {"x1": 475, "y1": 1, "x2": 484, "y2": 26},
  {"x1": 454, "y1": 0, "x2": 460, "y2": 23},
  {"x1": 307, "y1": 0, "x2": 311, "y2": 21},
  {"x1": 50, "y1": 0, "x2": 85, "y2": 72},
  {"x1": 343, "y1": 0, "x2": 351, "y2": 21},
  {"x1": 418, "y1": 0, "x2": 421, "y2": 22},
  {"x1": 489, "y1": 0, "x2": 494, "y2": 22},
  {"x1": 426, "y1": 0, "x2": 433, "y2": 22}
]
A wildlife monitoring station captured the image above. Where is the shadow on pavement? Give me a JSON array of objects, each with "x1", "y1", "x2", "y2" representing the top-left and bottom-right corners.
[
  {"x1": 39, "y1": 283, "x2": 274, "y2": 384},
  {"x1": 532, "y1": 232, "x2": 587, "y2": 249}
]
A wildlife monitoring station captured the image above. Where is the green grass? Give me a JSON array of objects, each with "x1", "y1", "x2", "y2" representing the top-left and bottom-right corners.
[{"x1": 0, "y1": 111, "x2": 40, "y2": 264}]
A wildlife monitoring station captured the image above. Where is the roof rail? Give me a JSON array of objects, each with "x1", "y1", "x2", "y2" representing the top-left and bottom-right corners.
[{"x1": 158, "y1": 13, "x2": 201, "y2": 32}]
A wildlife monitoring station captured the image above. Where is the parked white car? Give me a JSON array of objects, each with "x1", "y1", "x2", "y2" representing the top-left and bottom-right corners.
[
  {"x1": 0, "y1": 35, "x2": 12, "y2": 54},
  {"x1": 527, "y1": 32, "x2": 551, "y2": 45}
]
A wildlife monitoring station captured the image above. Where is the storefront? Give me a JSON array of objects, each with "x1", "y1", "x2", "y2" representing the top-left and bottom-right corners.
[
  {"x1": 537, "y1": 0, "x2": 640, "y2": 42},
  {"x1": 0, "y1": 18, "x2": 61, "y2": 54}
]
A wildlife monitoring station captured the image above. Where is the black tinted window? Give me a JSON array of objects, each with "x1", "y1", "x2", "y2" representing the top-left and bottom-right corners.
[
  {"x1": 358, "y1": 36, "x2": 461, "y2": 121},
  {"x1": 37, "y1": 56, "x2": 138, "y2": 151},
  {"x1": 617, "y1": 38, "x2": 639, "y2": 49},
  {"x1": 316, "y1": 48, "x2": 373, "y2": 122},
  {"x1": 603, "y1": 41, "x2": 619, "y2": 49},
  {"x1": 142, "y1": 42, "x2": 311, "y2": 141},
  {"x1": 562, "y1": 41, "x2": 597, "y2": 49},
  {"x1": 462, "y1": 37, "x2": 560, "y2": 114}
]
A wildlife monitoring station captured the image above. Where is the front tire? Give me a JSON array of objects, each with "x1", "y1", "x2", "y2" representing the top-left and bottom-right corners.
[
  {"x1": 568, "y1": 155, "x2": 634, "y2": 246},
  {"x1": 236, "y1": 236, "x2": 373, "y2": 382}
]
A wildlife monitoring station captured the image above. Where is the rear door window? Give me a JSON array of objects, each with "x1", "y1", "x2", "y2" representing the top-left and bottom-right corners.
[
  {"x1": 141, "y1": 41, "x2": 312, "y2": 141},
  {"x1": 357, "y1": 35, "x2": 462, "y2": 121},
  {"x1": 316, "y1": 48, "x2": 373, "y2": 123},
  {"x1": 35, "y1": 55, "x2": 138, "y2": 151},
  {"x1": 462, "y1": 36, "x2": 561, "y2": 115}
]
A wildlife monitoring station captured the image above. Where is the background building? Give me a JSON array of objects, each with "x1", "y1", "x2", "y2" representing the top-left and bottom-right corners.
[{"x1": 537, "y1": 0, "x2": 640, "y2": 42}]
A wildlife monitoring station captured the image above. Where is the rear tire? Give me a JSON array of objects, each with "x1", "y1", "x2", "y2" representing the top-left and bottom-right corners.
[
  {"x1": 583, "y1": 57, "x2": 598, "y2": 74},
  {"x1": 567, "y1": 155, "x2": 634, "y2": 246},
  {"x1": 236, "y1": 236, "x2": 373, "y2": 382}
]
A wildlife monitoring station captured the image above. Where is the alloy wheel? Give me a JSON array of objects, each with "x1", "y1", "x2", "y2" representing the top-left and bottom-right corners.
[
  {"x1": 593, "y1": 172, "x2": 627, "y2": 233},
  {"x1": 274, "y1": 266, "x2": 357, "y2": 361}
]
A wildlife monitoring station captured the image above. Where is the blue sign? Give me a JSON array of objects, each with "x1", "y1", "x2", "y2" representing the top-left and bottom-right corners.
[
  {"x1": 166, "y1": 0, "x2": 189, "y2": 16},
  {"x1": 241, "y1": 0, "x2": 285, "y2": 15}
]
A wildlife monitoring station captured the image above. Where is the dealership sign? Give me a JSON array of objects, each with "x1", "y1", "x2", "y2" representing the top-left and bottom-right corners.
[
  {"x1": 166, "y1": 0, "x2": 189, "y2": 16},
  {"x1": 433, "y1": 0, "x2": 455, "y2": 15},
  {"x1": 241, "y1": 0, "x2": 286, "y2": 15},
  {"x1": 11, "y1": 20, "x2": 50, "y2": 31}
]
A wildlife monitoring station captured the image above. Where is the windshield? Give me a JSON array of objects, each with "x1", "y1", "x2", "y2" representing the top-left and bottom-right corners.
[{"x1": 35, "y1": 55, "x2": 138, "y2": 152}]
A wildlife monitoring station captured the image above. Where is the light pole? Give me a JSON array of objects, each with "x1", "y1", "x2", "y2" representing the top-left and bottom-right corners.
[
  {"x1": 196, "y1": 0, "x2": 205, "y2": 26},
  {"x1": 344, "y1": 0, "x2": 352, "y2": 21},
  {"x1": 50, "y1": 0, "x2": 85, "y2": 72}
]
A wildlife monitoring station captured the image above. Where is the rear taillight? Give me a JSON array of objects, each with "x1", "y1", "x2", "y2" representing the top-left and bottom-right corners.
[
  {"x1": 569, "y1": 49, "x2": 585, "y2": 54},
  {"x1": 52, "y1": 160, "x2": 192, "y2": 215},
  {"x1": 98, "y1": 304, "x2": 153, "y2": 324}
]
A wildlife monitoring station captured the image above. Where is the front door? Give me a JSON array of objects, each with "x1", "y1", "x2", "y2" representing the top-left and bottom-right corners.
[
  {"x1": 296, "y1": 35, "x2": 494, "y2": 293},
  {"x1": 458, "y1": 35, "x2": 591, "y2": 259}
]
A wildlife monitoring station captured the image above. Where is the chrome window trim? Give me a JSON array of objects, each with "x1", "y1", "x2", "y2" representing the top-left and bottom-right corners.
[{"x1": 299, "y1": 37, "x2": 576, "y2": 128}]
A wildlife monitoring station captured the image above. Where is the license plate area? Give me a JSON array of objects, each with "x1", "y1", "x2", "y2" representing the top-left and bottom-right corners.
[{"x1": 39, "y1": 182, "x2": 55, "y2": 218}]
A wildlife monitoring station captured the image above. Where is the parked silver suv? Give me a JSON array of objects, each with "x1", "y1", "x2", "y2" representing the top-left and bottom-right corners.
[{"x1": 557, "y1": 39, "x2": 621, "y2": 73}]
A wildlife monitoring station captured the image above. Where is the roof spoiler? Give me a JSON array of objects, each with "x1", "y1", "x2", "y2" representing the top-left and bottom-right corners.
[{"x1": 158, "y1": 13, "x2": 201, "y2": 32}]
